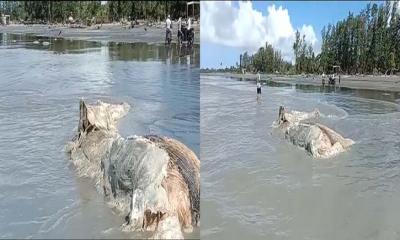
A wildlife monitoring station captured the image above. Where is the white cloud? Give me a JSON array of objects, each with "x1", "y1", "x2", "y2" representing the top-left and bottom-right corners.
[
  {"x1": 200, "y1": 1, "x2": 319, "y2": 62},
  {"x1": 300, "y1": 24, "x2": 320, "y2": 55},
  {"x1": 300, "y1": 25, "x2": 317, "y2": 46}
]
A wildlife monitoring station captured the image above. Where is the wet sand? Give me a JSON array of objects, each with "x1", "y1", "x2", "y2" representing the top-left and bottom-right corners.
[
  {"x1": 202, "y1": 72, "x2": 400, "y2": 92},
  {"x1": 201, "y1": 74, "x2": 400, "y2": 240},
  {"x1": 0, "y1": 23, "x2": 200, "y2": 44}
]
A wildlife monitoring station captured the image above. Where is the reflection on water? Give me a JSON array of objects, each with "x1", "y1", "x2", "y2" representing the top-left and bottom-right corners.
[
  {"x1": 0, "y1": 33, "x2": 199, "y2": 65},
  {"x1": 201, "y1": 75, "x2": 400, "y2": 240},
  {"x1": 0, "y1": 33, "x2": 199, "y2": 238}
]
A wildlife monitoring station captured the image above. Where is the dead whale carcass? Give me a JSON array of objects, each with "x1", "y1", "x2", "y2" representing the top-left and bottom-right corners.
[
  {"x1": 275, "y1": 106, "x2": 354, "y2": 159},
  {"x1": 66, "y1": 100, "x2": 200, "y2": 239}
]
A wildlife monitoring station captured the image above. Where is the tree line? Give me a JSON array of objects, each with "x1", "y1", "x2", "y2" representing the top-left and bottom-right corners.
[
  {"x1": 234, "y1": 1, "x2": 400, "y2": 75},
  {"x1": 0, "y1": 1, "x2": 197, "y2": 24},
  {"x1": 239, "y1": 42, "x2": 292, "y2": 74},
  {"x1": 319, "y1": 1, "x2": 400, "y2": 74}
]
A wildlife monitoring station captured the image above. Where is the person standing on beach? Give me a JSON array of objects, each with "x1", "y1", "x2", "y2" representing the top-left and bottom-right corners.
[
  {"x1": 166, "y1": 15, "x2": 172, "y2": 29},
  {"x1": 177, "y1": 17, "x2": 182, "y2": 42},
  {"x1": 257, "y1": 72, "x2": 262, "y2": 95},
  {"x1": 165, "y1": 15, "x2": 172, "y2": 44},
  {"x1": 187, "y1": 17, "x2": 192, "y2": 30}
]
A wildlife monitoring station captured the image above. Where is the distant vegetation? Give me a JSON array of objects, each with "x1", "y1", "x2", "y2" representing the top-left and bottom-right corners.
[
  {"x1": 243, "y1": 43, "x2": 293, "y2": 74},
  {"x1": 203, "y1": 1, "x2": 400, "y2": 76},
  {"x1": 319, "y1": 1, "x2": 399, "y2": 75},
  {"x1": 0, "y1": 1, "x2": 198, "y2": 24}
]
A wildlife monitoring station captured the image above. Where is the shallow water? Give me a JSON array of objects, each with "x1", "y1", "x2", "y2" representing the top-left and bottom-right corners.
[
  {"x1": 0, "y1": 33, "x2": 199, "y2": 238},
  {"x1": 201, "y1": 75, "x2": 400, "y2": 240}
]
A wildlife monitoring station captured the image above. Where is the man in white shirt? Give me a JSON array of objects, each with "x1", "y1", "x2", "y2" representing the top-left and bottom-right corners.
[
  {"x1": 177, "y1": 17, "x2": 182, "y2": 31},
  {"x1": 257, "y1": 72, "x2": 262, "y2": 95},
  {"x1": 166, "y1": 15, "x2": 172, "y2": 30},
  {"x1": 186, "y1": 17, "x2": 194, "y2": 44},
  {"x1": 165, "y1": 15, "x2": 172, "y2": 44},
  {"x1": 177, "y1": 17, "x2": 182, "y2": 42},
  {"x1": 187, "y1": 17, "x2": 192, "y2": 30}
]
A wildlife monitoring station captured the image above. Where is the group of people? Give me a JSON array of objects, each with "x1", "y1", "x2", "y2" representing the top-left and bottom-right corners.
[{"x1": 165, "y1": 15, "x2": 193, "y2": 43}]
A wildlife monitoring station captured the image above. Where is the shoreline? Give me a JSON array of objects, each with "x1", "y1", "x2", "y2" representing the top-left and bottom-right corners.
[
  {"x1": 0, "y1": 23, "x2": 200, "y2": 45},
  {"x1": 202, "y1": 72, "x2": 400, "y2": 93}
]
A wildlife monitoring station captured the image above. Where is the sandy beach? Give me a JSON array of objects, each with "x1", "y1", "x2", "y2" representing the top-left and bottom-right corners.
[
  {"x1": 202, "y1": 72, "x2": 400, "y2": 92},
  {"x1": 0, "y1": 22, "x2": 200, "y2": 44}
]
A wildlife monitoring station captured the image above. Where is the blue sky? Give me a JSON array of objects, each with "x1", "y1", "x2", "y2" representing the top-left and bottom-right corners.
[{"x1": 201, "y1": 1, "x2": 371, "y2": 69}]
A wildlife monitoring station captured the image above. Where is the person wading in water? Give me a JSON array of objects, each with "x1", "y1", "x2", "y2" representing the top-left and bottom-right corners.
[
  {"x1": 256, "y1": 71, "x2": 262, "y2": 102},
  {"x1": 257, "y1": 72, "x2": 262, "y2": 95}
]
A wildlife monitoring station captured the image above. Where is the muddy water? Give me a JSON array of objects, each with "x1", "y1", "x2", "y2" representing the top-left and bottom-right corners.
[
  {"x1": 0, "y1": 33, "x2": 199, "y2": 238},
  {"x1": 201, "y1": 75, "x2": 400, "y2": 240}
]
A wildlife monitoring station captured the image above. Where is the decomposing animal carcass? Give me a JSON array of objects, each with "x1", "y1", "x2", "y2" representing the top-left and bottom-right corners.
[
  {"x1": 275, "y1": 106, "x2": 354, "y2": 158},
  {"x1": 66, "y1": 100, "x2": 200, "y2": 239}
]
